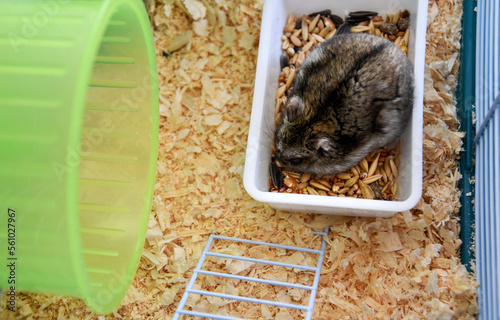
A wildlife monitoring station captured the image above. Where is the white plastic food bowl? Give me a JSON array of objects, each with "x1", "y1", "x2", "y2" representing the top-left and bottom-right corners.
[{"x1": 243, "y1": 0, "x2": 428, "y2": 217}]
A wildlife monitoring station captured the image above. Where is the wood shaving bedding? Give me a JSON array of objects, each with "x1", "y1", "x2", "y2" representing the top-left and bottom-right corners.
[{"x1": 0, "y1": 0, "x2": 478, "y2": 319}]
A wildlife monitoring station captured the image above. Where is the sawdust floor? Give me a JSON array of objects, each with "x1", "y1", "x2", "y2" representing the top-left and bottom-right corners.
[{"x1": 1, "y1": 0, "x2": 479, "y2": 319}]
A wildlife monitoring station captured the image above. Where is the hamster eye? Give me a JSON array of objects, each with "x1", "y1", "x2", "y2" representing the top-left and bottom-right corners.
[{"x1": 289, "y1": 158, "x2": 305, "y2": 165}]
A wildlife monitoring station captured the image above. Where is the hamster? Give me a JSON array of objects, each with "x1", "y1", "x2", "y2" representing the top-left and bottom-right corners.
[{"x1": 274, "y1": 28, "x2": 414, "y2": 177}]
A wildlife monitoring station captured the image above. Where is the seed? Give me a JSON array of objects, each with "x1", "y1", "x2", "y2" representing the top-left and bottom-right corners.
[
  {"x1": 336, "y1": 172, "x2": 352, "y2": 180},
  {"x1": 360, "y1": 158, "x2": 369, "y2": 172},
  {"x1": 403, "y1": 29, "x2": 410, "y2": 46},
  {"x1": 284, "y1": 22, "x2": 295, "y2": 32},
  {"x1": 368, "y1": 20, "x2": 375, "y2": 34},
  {"x1": 302, "y1": 40, "x2": 315, "y2": 52},
  {"x1": 276, "y1": 85, "x2": 287, "y2": 98},
  {"x1": 362, "y1": 174, "x2": 383, "y2": 185},
  {"x1": 281, "y1": 38, "x2": 290, "y2": 50},
  {"x1": 329, "y1": 14, "x2": 344, "y2": 27},
  {"x1": 348, "y1": 10, "x2": 378, "y2": 19},
  {"x1": 286, "y1": 13, "x2": 295, "y2": 25},
  {"x1": 311, "y1": 33, "x2": 325, "y2": 43},
  {"x1": 307, "y1": 186, "x2": 319, "y2": 195},
  {"x1": 309, "y1": 14, "x2": 321, "y2": 31},
  {"x1": 309, "y1": 181, "x2": 331, "y2": 192},
  {"x1": 318, "y1": 25, "x2": 332, "y2": 38},
  {"x1": 286, "y1": 47, "x2": 295, "y2": 56},
  {"x1": 351, "y1": 26, "x2": 371, "y2": 33},
  {"x1": 350, "y1": 166, "x2": 359, "y2": 176},
  {"x1": 368, "y1": 153, "x2": 380, "y2": 177},
  {"x1": 358, "y1": 180, "x2": 375, "y2": 199},
  {"x1": 308, "y1": 9, "x2": 332, "y2": 17},
  {"x1": 338, "y1": 187, "x2": 350, "y2": 194},
  {"x1": 387, "y1": 172, "x2": 394, "y2": 182},
  {"x1": 297, "y1": 182, "x2": 309, "y2": 189},
  {"x1": 384, "y1": 157, "x2": 391, "y2": 174},
  {"x1": 392, "y1": 10, "x2": 401, "y2": 25},
  {"x1": 325, "y1": 29, "x2": 337, "y2": 39},
  {"x1": 389, "y1": 158, "x2": 399, "y2": 178},
  {"x1": 318, "y1": 179, "x2": 332, "y2": 188},
  {"x1": 292, "y1": 28, "x2": 302, "y2": 38},
  {"x1": 394, "y1": 36, "x2": 402, "y2": 47},
  {"x1": 382, "y1": 169, "x2": 388, "y2": 183},
  {"x1": 284, "y1": 171, "x2": 301, "y2": 179},
  {"x1": 296, "y1": 51, "x2": 306, "y2": 65},
  {"x1": 323, "y1": 17, "x2": 335, "y2": 28},
  {"x1": 280, "y1": 52, "x2": 290, "y2": 69},
  {"x1": 318, "y1": 19, "x2": 325, "y2": 30},
  {"x1": 345, "y1": 175, "x2": 359, "y2": 188},
  {"x1": 286, "y1": 67, "x2": 295, "y2": 89},
  {"x1": 302, "y1": 19, "x2": 309, "y2": 42},
  {"x1": 391, "y1": 181, "x2": 399, "y2": 196},
  {"x1": 369, "y1": 148, "x2": 387, "y2": 158},
  {"x1": 381, "y1": 182, "x2": 390, "y2": 194},
  {"x1": 290, "y1": 35, "x2": 302, "y2": 47},
  {"x1": 284, "y1": 176, "x2": 298, "y2": 188},
  {"x1": 300, "y1": 173, "x2": 311, "y2": 182},
  {"x1": 270, "y1": 163, "x2": 284, "y2": 189},
  {"x1": 347, "y1": 188, "x2": 355, "y2": 196}
]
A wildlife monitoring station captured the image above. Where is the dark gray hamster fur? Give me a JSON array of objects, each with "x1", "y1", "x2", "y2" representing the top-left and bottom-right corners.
[{"x1": 274, "y1": 31, "x2": 414, "y2": 176}]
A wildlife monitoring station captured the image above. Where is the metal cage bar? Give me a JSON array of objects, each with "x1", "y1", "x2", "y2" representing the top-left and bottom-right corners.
[{"x1": 474, "y1": 0, "x2": 500, "y2": 318}]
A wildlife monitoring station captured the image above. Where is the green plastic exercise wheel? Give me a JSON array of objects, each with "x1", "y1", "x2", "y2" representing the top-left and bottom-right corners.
[{"x1": 0, "y1": 0, "x2": 159, "y2": 314}]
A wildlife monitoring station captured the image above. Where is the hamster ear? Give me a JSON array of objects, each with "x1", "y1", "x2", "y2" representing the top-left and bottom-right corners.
[
  {"x1": 311, "y1": 137, "x2": 335, "y2": 154},
  {"x1": 285, "y1": 97, "x2": 305, "y2": 122}
]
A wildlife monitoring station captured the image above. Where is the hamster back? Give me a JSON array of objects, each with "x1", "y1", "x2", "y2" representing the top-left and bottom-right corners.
[{"x1": 274, "y1": 32, "x2": 414, "y2": 176}]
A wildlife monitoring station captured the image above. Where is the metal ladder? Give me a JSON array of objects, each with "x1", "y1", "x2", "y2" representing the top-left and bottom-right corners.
[{"x1": 173, "y1": 227, "x2": 329, "y2": 320}]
